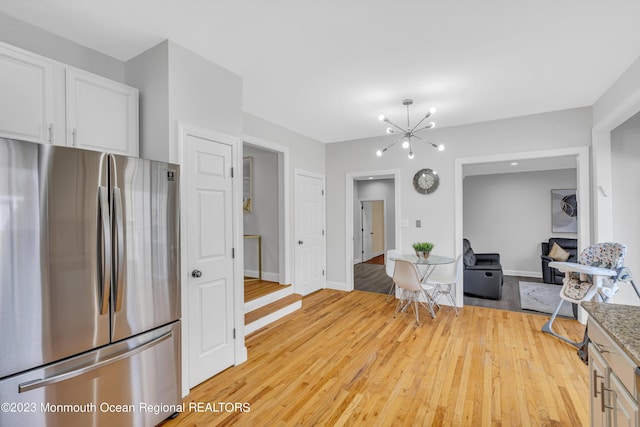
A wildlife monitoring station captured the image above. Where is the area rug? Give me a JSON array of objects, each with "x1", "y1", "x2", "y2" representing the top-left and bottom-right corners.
[{"x1": 518, "y1": 281, "x2": 574, "y2": 318}]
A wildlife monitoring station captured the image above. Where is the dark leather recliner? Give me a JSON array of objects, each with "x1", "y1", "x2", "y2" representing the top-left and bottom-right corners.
[
  {"x1": 541, "y1": 238, "x2": 578, "y2": 284},
  {"x1": 462, "y1": 238, "x2": 503, "y2": 300}
]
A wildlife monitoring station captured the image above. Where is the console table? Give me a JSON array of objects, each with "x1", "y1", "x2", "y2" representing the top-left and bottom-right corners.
[{"x1": 244, "y1": 234, "x2": 262, "y2": 281}]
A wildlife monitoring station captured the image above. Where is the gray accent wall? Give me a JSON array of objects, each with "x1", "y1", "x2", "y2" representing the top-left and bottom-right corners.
[
  {"x1": 0, "y1": 12, "x2": 125, "y2": 82},
  {"x1": 125, "y1": 40, "x2": 243, "y2": 162},
  {"x1": 243, "y1": 145, "x2": 280, "y2": 280},
  {"x1": 611, "y1": 111, "x2": 640, "y2": 301},
  {"x1": 325, "y1": 107, "x2": 592, "y2": 288},
  {"x1": 463, "y1": 169, "x2": 577, "y2": 276}
]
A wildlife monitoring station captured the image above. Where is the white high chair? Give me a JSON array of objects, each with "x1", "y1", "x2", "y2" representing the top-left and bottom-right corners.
[{"x1": 541, "y1": 242, "x2": 627, "y2": 347}]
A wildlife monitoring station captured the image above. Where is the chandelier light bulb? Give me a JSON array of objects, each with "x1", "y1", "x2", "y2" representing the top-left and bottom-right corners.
[{"x1": 375, "y1": 99, "x2": 446, "y2": 159}]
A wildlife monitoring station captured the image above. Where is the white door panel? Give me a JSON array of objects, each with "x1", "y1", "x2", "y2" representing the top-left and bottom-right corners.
[
  {"x1": 186, "y1": 135, "x2": 235, "y2": 388},
  {"x1": 295, "y1": 171, "x2": 325, "y2": 296},
  {"x1": 362, "y1": 202, "x2": 373, "y2": 261}
]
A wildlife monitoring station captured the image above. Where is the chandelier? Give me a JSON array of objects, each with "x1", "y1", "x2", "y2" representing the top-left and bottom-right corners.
[{"x1": 375, "y1": 99, "x2": 444, "y2": 159}]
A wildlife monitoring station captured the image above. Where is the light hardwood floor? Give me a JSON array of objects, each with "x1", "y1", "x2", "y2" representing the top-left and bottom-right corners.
[{"x1": 167, "y1": 289, "x2": 588, "y2": 426}]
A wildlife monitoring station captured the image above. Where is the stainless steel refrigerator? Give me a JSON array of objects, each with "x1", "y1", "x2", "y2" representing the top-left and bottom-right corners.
[{"x1": 0, "y1": 138, "x2": 181, "y2": 426}]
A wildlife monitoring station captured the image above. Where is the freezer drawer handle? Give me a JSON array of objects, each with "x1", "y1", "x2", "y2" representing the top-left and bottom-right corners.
[{"x1": 18, "y1": 331, "x2": 173, "y2": 393}]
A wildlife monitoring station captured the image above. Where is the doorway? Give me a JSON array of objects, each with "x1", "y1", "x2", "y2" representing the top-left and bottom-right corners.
[
  {"x1": 454, "y1": 147, "x2": 590, "y2": 319},
  {"x1": 349, "y1": 174, "x2": 399, "y2": 294},
  {"x1": 241, "y1": 136, "x2": 291, "y2": 292},
  {"x1": 361, "y1": 200, "x2": 385, "y2": 263}
]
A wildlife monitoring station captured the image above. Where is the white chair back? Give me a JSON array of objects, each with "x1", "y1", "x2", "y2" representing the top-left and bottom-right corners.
[
  {"x1": 386, "y1": 249, "x2": 402, "y2": 279},
  {"x1": 393, "y1": 260, "x2": 423, "y2": 292}
]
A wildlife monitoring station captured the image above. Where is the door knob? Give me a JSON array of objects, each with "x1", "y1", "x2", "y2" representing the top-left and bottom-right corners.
[
  {"x1": 298, "y1": 240, "x2": 304, "y2": 245},
  {"x1": 191, "y1": 269, "x2": 202, "y2": 278}
]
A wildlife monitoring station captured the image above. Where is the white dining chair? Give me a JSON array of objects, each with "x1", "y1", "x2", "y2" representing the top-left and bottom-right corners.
[
  {"x1": 423, "y1": 255, "x2": 462, "y2": 316},
  {"x1": 392, "y1": 259, "x2": 436, "y2": 324},
  {"x1": 385, "y1": 249, "x2": 402, "y2": 302}
]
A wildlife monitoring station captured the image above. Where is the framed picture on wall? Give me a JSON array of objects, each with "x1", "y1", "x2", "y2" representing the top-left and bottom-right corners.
[
  {"x1": 551, "y1": 189, "x2": 577, "y2": 232},
  {"x1": 243, "y1": 156, "x2": 253, "y2": 213}
]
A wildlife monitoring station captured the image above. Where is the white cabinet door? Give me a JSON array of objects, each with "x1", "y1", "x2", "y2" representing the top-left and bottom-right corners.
[
  {"x1": 589, "y1": 343, "x2": 610, "y2": 427},
  {"x1": 0, "y1": 43, "x2": 54, "y2": 144},
  {"x1": 66, "y1": 68, "x2": 138, "y2": 156},
  {"x1": 610, "y1": 373, "x2": 639, "y2": 427}
]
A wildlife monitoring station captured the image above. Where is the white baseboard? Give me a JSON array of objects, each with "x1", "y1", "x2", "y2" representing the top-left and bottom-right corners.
[
  {"x1": 504, "y1": 269, "x2": 542, "y2": 278},
  {"x1": 325, "y1": 281, "x2": 349, "y2": 292},
  {"x1": 244, "y1": 270, "x2": 279, "y2": 282},
  {"x1": 353, "y1": 258, "x2": 361, "y2": 265}
]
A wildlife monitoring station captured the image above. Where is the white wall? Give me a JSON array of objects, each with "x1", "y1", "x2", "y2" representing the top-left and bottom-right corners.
[
  {"x1": 0, "y1": 12, "x2": 124, "y2": 82},
  {"x1": 463, "y1": 169, "x2": 577, "y2": 276},
  {"x1": 592, "y1": 55, "x2": 640, "y2": 306},
  {"x1": 125, "y1": 40, "x2": 243, "y2": 163},
  {"x1": 326, "y1": 107, "x2": 592, "y2": 287},
  {"x1": 243, "y1": 145, "x2": 280, "y2": 280},
  {"x1": 353, "y1": 179, "x2": 396, "y2": 262},
  {"x1": 243, "y1": 112, "x2": 325, "y2": 286},
  {"x1": 611, "y1": 111, "x2": 640, "y2": 304},
  {"x1": 125, "y1": 41, "x2": 169, "y2": 161}
]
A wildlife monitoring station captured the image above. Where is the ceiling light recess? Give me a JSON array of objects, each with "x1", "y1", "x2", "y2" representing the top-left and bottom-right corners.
[{"x1": 375, "y1": 99, "x2": 444, "y2": 159}]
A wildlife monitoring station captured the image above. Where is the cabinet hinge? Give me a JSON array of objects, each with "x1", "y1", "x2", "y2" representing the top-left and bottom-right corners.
[
  {"x1": 233, "y1": 328, "x2": 236, "y2": 339},
  {"x1": 322, "y1": 270, "x2": 325, "y2": 276},
  {"x1": 232, "y1": 248, "x2": 235, "y2": 258},
  {"x1": 322, "y1": 189, "x2": 325, "y2": 196},
  {"x1": 231, "y1": 167, "x2": 234, "y2": 178},
  {"x1": 322, "y1": 230, "x2": 325, "y2": 236}
]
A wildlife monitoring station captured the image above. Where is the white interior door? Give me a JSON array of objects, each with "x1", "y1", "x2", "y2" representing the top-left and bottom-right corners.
[
  {"x1": 294, "y1": 170, "x2": 325, "y2": 296},
  {"x1": 361, "y1": 202, "x2": 373, "y2": 262},
  {"x1": 371, "y1": 200, "x2": 385, "y2": 256},
  {"x1": 185, "y1": 133, "x2": 235, "y2": 388}
]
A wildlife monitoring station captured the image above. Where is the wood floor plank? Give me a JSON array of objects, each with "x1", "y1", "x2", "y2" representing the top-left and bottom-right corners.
[
  {"x1": 244, "y1": 280, "x2": 291, "y2": 302},
  {"x1": 166, "y1": 289, "x2": 589, "y2": 426}
]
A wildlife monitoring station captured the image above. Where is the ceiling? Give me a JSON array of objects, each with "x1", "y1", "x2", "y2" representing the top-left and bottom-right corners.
[{"x1": 1, "y1": 1, "x2": 639, "y2": 144}]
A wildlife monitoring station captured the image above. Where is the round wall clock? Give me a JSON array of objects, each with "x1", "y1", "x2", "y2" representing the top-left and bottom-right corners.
[{"x1": 413, "y1": 168, "x2": 439, "y2": 194}]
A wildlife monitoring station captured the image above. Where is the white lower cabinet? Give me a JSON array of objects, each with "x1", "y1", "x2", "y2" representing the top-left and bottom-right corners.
[
  {"x1": 591, "y1": 343, "x2": 609, "y2": 427},
  {"x1": 588, "y1": 319, "x2": 639, "y2": 427},
  {"x1": 610, "y1": 373, "x2": 639, "y2": 427}
]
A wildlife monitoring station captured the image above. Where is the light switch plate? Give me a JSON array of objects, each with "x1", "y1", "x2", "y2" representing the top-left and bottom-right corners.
[{"x1": 400, "y1": 219, "x2": 409, "y2": 228}]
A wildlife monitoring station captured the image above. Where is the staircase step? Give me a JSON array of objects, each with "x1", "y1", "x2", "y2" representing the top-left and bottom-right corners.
[{"x1": 245, "y1": 294, "x2": 302, "y2": 335}]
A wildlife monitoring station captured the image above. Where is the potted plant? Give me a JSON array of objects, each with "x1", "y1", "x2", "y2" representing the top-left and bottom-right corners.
[{"x1": 412, "y1": 242, "x2": 434, "y2": 259}]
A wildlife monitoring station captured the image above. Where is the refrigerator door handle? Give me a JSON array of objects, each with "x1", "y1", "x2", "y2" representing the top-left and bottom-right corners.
[
  {"x1": 113, "y1": 186, "x2": 125, "y2": 312},
  {"x1": 18, "y1": 331, "x2": 173, "y2": 393},
  {"x1": 98, "y1": 186, "x2": 111, "y2": 315}
]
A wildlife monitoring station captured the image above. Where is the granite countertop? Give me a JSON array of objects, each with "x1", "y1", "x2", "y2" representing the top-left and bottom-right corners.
[{"x1": 581, "y1": 301, "x2": 640, "y2": 366}]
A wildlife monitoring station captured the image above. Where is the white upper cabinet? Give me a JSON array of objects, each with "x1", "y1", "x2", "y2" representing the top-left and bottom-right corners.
[
  {"x1": 0, "y1": 41, "x2": 139, "y2": 156},
  {"x1": 66, "y1": 68, "x2": 139, "y2": 157},
  {"x1": 0, "y1": 43, "x2": 54, "y2": 144}
]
